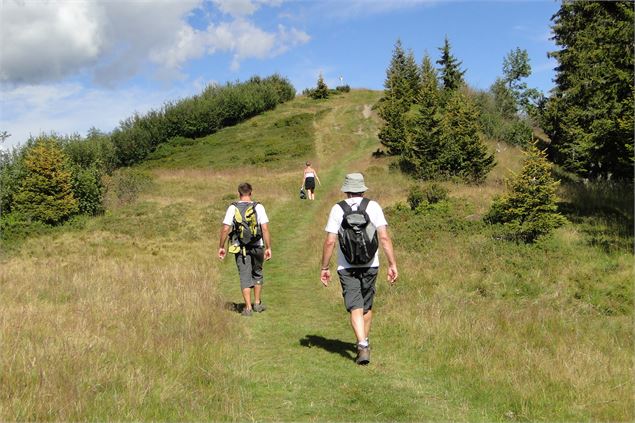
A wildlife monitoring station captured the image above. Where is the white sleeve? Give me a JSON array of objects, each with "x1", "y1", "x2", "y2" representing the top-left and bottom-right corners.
[
  {"x1": 369, "y1": 201, "x2": 388, "y2": 228},
  {"x1": 256, "y1": 204, "x2": 269, "y2": 225},
  {"x1": 324, "y1": 204, "x2": 343, "y2": 234},
  {"x1": 222, "y1": 205, "x2": 235, "y2": 226}
]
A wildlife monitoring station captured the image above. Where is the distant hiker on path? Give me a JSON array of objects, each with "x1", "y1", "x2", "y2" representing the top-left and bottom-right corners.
[
  {"x1": 302, "y1": 161, "x2": 321, "y2": 200},
  {"x1": 218, "y1": 182, "x2": 272, "y2": 317},
  {"x1": 320, "y1": 173, "x2": 398, "y2": 365}
]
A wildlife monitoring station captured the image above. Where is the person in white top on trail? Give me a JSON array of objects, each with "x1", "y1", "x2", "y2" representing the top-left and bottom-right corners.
[
  {"x1": 302, "y1": 161, "x2": 322, "y2": 200},
  {"x1": 218, "y1": 182, "x2": 272, "y2": 317},
  {"x1": 320, "y1": 173, "x2": 398, "y2": 365}
]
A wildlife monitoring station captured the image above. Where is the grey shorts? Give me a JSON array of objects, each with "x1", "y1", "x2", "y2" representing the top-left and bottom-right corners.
[
  {"x1": 337, "y1": 267, "x2": 378, "y2": 313},
  {"x1": 235, "y1": 247, "x2": 264, "y2": 289}
]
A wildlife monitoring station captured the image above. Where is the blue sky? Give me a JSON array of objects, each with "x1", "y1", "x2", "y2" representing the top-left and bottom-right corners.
[{"x1": 0, "y1": 0, "x2": 560, "y2": 149}]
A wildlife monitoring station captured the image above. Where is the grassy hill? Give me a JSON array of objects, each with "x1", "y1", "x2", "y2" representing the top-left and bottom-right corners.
[{"x1": 1, "y1": 90, "x2": 632, "y2": 421}]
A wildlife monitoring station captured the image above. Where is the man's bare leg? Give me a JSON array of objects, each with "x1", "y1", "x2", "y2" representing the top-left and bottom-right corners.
[
  {"x1": 363, "y1": 310, "x2": 373, "y2": 340},
  {"x1": 350, "y1": 308, "x2": 366, "y2": 342},
  {"x1": 242, "y1": 287, "x2": 252, "y2": 311}
]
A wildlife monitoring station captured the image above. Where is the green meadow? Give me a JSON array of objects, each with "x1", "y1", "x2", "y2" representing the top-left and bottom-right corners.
[{"x1": 1, "y1": 90, "x2": 632, "y2": 421}]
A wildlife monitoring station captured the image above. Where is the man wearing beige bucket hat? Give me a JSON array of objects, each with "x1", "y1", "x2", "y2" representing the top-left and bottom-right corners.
[{"x1": 320, "y1": 172, "x2": 398, "y2": 365}]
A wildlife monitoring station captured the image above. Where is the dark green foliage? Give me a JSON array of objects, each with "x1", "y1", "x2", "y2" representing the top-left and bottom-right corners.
[
  {"x1": 63, "y1": 128, "x2": 117, "y2": 174},
  {"x1": 486, "y1": 145, "x2": 567, "y2": 242},
  {"x1": 404, "y1": 50, "x2": 421, "y2": 101},
  {"x1": 437, "y1": 90, "x2": 495, "y2": 182},
  {"x1": 310, "y1": 74, "x2": 329, "y2": 99},
  {"x1": 436, "y1": 36, "x2": 465, "y2": 92},
  {"x1": 13, "y1": 137, "x2": 78, "y2": 224},
  {"x1": 408, "y1": 183, "x2": 448, "y2": 210},
  {"x1": 423, "y1": 183, "x2": 449, "y2": 204},
  {"x1": 335, "y1": 85, "x2": 351, "y2": 93},
  {"x1": 71, "y1": 165, "x2": 104, "y2": 215},
  {"x1": 401, "y1": 54, "x2": 442, "y2": 178},
  {"x1": 542, "y1": 1, "x2": 634, "y2": 179},
  {"x1": 490, "y1": 78, "x2": 517, "y2": 119},
  {"x1": 0, "y1": 146, "x2": 24, "y2": 218},
  {"x1": 378, "y1": 39, "x2": 417, "y2": 155},
  {"x1": 111, "y1": 75, "x2": 296, "y2": 166},
  {"x1": 407, "y1": 186, "x2": 426, "y2": 210}
]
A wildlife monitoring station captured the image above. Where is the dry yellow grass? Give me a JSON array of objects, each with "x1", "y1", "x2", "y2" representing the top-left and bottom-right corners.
[{"x1": 1, "y1": 90, "x2": 632, "y2": 421}]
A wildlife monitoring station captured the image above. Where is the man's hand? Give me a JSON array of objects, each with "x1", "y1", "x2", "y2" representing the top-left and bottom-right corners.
[
  {"x1": 387, "y1": 264, "x2": 398, "y2": 285},
  {"x1": 218, "y1": 247, "x2": 226, "y2": 260},
  {"x1": 320, "y1": 269, "x2": 331, "y2": 287},
  {"x1": 264, "y1": 248, "x2": 272, "y2": 261}
]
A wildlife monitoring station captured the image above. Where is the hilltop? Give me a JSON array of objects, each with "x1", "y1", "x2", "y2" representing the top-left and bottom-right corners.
[{"x1": 1, "y1": 90, "x2": 632, "y2": 421}]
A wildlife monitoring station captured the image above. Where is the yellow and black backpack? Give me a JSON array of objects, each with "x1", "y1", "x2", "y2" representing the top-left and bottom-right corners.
[{"x1": 228, "y1": 202, "x2": 262, "y2": 255}]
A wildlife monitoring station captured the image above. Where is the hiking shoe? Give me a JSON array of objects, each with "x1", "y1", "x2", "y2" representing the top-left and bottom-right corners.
[
  {"x1": 241, "y1": 309, "x2": 253, "y2": 317},
  {"x1": 356, "y1": 345, "x2": 370, "y2": 365},
  {"x1": 253, "y1": 303, "x2": 266, "y2": 313}
]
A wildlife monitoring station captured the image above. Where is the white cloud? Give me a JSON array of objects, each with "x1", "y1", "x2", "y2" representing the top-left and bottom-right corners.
[
  {"x1": 152, "y1": 18, "x2": 309, "y2": 73},
  {"x1": 213, "y1": 0, "x2": 259, "y2": 17},
  {"x1": 213, "y1": 0, "x2": 284, "y2": 17},
  {"x1": 0, "y1": 2, "x2": 102, "y2": 83},
  {"x1": 0, "y1": 81, "x2": 202, "y2": 149},
  {"x1": 0, "y1": 0, "x2": 307, "y2": 85}
]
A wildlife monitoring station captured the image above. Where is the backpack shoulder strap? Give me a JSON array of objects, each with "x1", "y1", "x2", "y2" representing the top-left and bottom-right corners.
[
  {"x1": 358, "y1": 197, "x2": 370, "y2": 212},
  {"x1": 337, "y1": 200, "x2": 352, "y2": 214}
]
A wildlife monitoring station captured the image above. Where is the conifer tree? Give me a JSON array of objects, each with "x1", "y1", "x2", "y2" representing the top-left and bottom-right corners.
[
  {"x1": 542, "y1": 1, "x2": 634, "y2": 179},
  {"x1": 13, "y1": 137, "x2": 78, "y2": 224},
  {"x1": 438, "y1": 90, "x2": 495, "y2": 182},
  {"x1": 404, "y1": 49, "x2": 421, "y2": 104},
  {"x1": 310, "y1": 73, "x2": 329, "y2": 99},
  {"x1": 378, "y1": 39, "x2": 413, "y2": 155},
  {"x1": 436, "y1": 36, "x2": 466, "y2": 92},
  {"x1": 486, "y1": 144, "x2": 567, "y2": 242},
  {"x1": 401, "y1": 54, "x2": 442, "y2": 178}
]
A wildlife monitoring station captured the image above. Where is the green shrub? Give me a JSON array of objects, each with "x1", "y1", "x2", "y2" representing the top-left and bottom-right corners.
[
  {"x1": 485, "y1": 145, "x2": 567, "y2": 242},
  {"x1": 310, "y1": 74, "x2": 329, "y2": 99},
  {"x1": 407, "y1": 185, "x2": 426, "y2": 210},
  {"x1": 336, "y1": 85, "x2": 351, "y2": 93},
  {"x1": 111, "y1": 75, "x2": 296, "y2": 166},
  {"x1": 71, "y1": 165, "x2": 104, "y2": 215},
  {"x1": 407, "y1": 183, "x2": 449, "y2": 211},
  {"x1": 501, "y1": 119, "x2": 532, "y2": 147},
  {"x1": 424, "y1": 183, "x2": 449, "y2": 204},
  {"x1": 13, "y1": 137, "x2": 78, "y2": 224},
  {"x1": 0, "y1": 211, "x2": 50, "y2": 241}
]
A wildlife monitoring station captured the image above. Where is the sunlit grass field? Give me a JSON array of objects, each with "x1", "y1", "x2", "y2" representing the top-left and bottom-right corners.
[{"x1": 1, "y1": 90, "x2": 632, "y2": 421}]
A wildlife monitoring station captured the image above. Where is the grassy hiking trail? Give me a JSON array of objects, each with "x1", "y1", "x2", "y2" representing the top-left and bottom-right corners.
[{"x1": 1, "y1": 91, "x2": 632, "y2": 421}]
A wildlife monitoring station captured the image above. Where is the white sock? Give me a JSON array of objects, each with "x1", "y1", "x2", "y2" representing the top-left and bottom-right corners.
[{"x1": 358, "y1": 339, "x2": 369, "y2": 348}]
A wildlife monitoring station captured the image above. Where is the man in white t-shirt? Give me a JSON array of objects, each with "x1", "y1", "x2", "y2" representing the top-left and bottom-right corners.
[
  {"x1": 218, "y1": 182, "x2": 272, "y2": 317},
  {"x1": 320, "y1": 173, "x2": 398, "y2": 365}
]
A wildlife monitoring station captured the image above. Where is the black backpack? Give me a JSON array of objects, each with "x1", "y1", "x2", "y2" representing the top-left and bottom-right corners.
[{"x1": 337, "y1": 198, "x2": 378, "y2": 265}]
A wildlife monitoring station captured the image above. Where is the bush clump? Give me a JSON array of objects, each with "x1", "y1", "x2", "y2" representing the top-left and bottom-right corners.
[
  {"x1": 408, "y1": 183, "x2": 449, "y2": 211},
  {"x1": 485, "y1": 144, "x2": 567, "y2": 242}
]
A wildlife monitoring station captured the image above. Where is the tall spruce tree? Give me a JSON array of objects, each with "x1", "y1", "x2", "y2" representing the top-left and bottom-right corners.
[
  {"x1": 404, "y1": 50, "x2": 421, "y2": 104},
  {"x1": 436, "y1": 36, "x2": 466, "y2": 92},
  {"x1": 543, "y1": 1, "x2": 634, "y2": 179},
  {"x1": 401, "y1": 54, "x2": 442, "y2": 178},
  {"x1": 438, "y1": 90, "x2": 495, "y2": 182},
  {"x1": 13, "y1": 137, "x2": 78, "y2": 224},
  {"x1": 378, "y1": 39, "x2": 413, "y2": 155}
]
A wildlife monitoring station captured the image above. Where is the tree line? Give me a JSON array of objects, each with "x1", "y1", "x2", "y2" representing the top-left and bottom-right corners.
[
  {"x1": 0, "y1": 75, "x2": 296, "y2": 239},
  {"x1": 380, "y1": 0, "x2": 633, "y2": 241}
]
